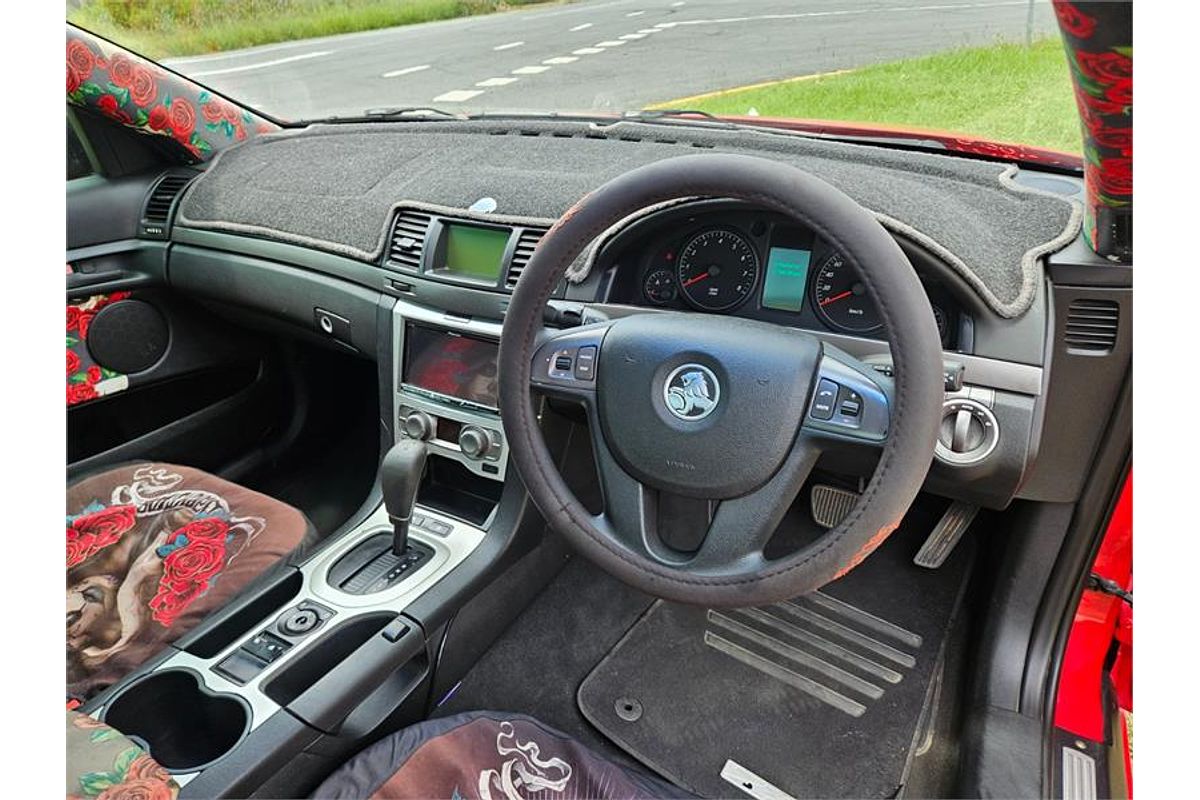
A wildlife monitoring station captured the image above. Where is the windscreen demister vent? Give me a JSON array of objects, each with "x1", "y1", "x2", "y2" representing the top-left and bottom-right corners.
[
  {"x1": 387, "y1": 210, "x2": 433, "y2": 270},
  {"x1": 1064, "y1": 299, "x2": 1120, "y2": 355},
  {"x1": 506, "y1": 227, "x2": 548, "y2": 289},
  {"x1": 141, "y1": 173, "x2": 195, "y2": 236}
]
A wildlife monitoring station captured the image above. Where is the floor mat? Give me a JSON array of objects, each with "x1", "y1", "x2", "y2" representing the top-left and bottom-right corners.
[
  {"x1": 433, "y1": 557, "x2": 655, "y2": 765},
  {"x1": 577, "y1": 515, "x2": 973, "y2": 799}
]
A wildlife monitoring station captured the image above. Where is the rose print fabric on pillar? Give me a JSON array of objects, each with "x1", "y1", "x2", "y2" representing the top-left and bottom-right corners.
[
  {"x1": 67, "y1": 26, "x2": 279, "y2": 161},
  {"x1": 1053, "y1": 1, "x2": 1132, "y2": 259},
  {"x1": 67, "y1": 291, "x2": 131, "y2": 407}
]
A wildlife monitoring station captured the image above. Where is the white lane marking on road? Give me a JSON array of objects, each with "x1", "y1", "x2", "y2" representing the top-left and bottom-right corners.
[
  {"x1": 647, "y1": 0, "x2": 1036, "y2": 31},
  {"x1": 512, "y1": 65, "x2": 552, "y2": 74},
  {"x1": 188, "y1": 50, "x2": 331, "y2": 77},
  {"x1": 672, "y1": 1, "x2": 686, "y2": 6},
  {"x1": 637, "y1": 28, "x2": 662, "y2": 34},
  {"x1": 626, "y1": 9, "x2": 646, "y2": 16},
  {"x1": 569, "y1": 22, "x2": 594, "y2": 31},
  {"x1": 596, "y1": 40, "x2": 628, "y2": 47},
  {"x1": 493, "y1": 41, "x2": 525, "y2": 51},
  {"x1": 619, "y1": 33, "x2": 648, "y2": 40},
  {"x1": 381, "y1": 64, "x2": 430, "y2": 78},
  {"x1": 433, "y1": 89, "x2": 485, "y2": 102},
  {"x1": 573, "y1": 47, "x2": 606, "y2": 55},
  {"x1": 544, "y1": 56, "x2": 579, "y2": 64},
  {"x1": 476, "y1": 77, "x2": 519, "y2": 87}
]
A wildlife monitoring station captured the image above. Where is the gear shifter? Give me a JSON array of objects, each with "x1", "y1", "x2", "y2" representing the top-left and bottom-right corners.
[{"x1": 381, "y1": 439, "x2": 428, "y2": 556}]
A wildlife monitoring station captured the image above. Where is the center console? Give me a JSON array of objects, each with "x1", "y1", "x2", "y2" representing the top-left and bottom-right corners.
[{"x1": 88, "y1": 297, "x2": 525, "y2": 796}]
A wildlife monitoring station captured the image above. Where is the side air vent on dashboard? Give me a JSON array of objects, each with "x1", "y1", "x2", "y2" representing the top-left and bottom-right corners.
[
  {"x1": 505, "y1": 227, "x2": 548, "y2": 288},
  {"x1": 1064, "y1": 298, "x2": 1120, "y2": 355},
  {"x1": 386, "y1": 210, "x2": 433, "y2": 270},
  {"x1": 141, "y1": 172, "x2": 196, "y2": 238}
]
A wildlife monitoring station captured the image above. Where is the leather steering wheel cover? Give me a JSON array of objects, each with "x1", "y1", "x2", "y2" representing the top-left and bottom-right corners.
[{"x1": 499, "y1": 153, "x2": 944, "y2": 606}]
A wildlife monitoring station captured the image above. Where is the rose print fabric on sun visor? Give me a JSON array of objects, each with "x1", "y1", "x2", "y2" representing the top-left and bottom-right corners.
[{"x1": 67, "y1": 463, "x2": 310, "y2": 702}]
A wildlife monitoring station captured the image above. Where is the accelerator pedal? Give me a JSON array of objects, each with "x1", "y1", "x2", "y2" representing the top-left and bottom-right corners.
[
  {"x1": 810, "y1": 484, "x2": 860, "y2": 529},
  {"x1": 913, "y1": 501, "x2": 979, "y2": 569}
]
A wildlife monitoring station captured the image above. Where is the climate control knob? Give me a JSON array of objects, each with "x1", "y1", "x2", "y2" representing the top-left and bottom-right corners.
[
  {"x1": 400, "y1": 409, "x2": 435, "y2": 441},
  {"x1": 458, "y1": 426, "x2": 492, "y2": 460}
]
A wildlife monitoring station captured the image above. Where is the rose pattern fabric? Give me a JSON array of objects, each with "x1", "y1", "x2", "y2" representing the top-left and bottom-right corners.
[
  {"x1": 67, "y1": 26, "x2": 278, "y2": 161},
  {"x1": 67, "y1": 464, "x2": 309, "y2": 702},
  {"x1": 1053, "y1": 1, "x2": 1132, "y2": 259},
  {"x1": 67, "y1": 289, "x2": 131, "y2": 407},
  {"x1": 67, "y1": 710, "x2": 180, "y2": 800}
]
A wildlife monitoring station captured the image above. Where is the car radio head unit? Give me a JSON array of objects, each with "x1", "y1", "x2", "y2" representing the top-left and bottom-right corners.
[{"x1": 402, "y1": 323, "x2": 498, "y2": 410}]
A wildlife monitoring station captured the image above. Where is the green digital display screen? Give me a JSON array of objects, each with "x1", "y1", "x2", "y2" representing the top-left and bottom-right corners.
[
  {"x1": 444, "y1": 224, "x2": 510, "y2": 281},
  {"x1": 762, "y1": 247, "x2": 812, "y2": 312}
]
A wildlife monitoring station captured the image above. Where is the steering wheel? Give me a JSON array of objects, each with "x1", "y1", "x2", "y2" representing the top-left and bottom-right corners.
[{"x1": 498, "y1": 154, "x2": 944, "y2": 606}]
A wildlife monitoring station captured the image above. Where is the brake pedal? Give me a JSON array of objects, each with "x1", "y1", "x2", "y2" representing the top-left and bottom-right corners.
[
  {"x1": 914, "y1": 501, "x2": 979, "y2": 568},
  {"x1": 810, "y1": 484, "x2": 860, "y2": 529}
]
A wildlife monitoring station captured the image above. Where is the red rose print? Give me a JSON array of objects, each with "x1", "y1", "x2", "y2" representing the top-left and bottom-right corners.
[
  {"x1": 95, "y1": 776, "x2": 175, "y2": 800},
  {"x1": 1076, "y1": 50, "x2": 1133, "y2": 83},
  {"x1": 109, "y1": 54, "x2": 136, "y2": 89},
  {"x1": 1080, "y1": 90, "x2": 1127, "y2": 117},
  {"x1": 1053, "y1": 1, "x2": 1096, "y2": 39},
  {"x1": 147, "y1": 105, "x2": 170, "y2": 131},
  {"x1": 169, "y1": 97, "x2": 196, "y2": 141},
  {"x1": 235, "y1": 125, "x2": 246, "y2": 141},
  {"x1": 224, "y1": 104, "x2": 243, "y2": 124},
  {"x1": 73, "y1": 505, "x2": 137, "y2": 548},
  {"x1": 87, "y1": 365, "x2": 103, "y2": 384},
  {"x1": 66, "y1": 39, "x2": 95, "y2": 82},
  {"x1": 109, "y1": 291, "x2": 132, "y2": 302},
  {"x1": 66, "y1": 530, "x2": 94, "y2": 568},
  {"x1": 1105, "y1": 78, "x2": 1132, "y2": 107},
  {"x1": 78, "y1": 311, "x2": 95, "y2": 338},
  {"x1": 164, "y1": 538, "x2": 226, "y2": 583},
  {"x1": 126, "y1": 754, "x2": 172, "y2": 783},
  {"x1": 68, "y1": 349, "x2": 81, "y2": 376},
  {"x1": 202, "y1": 100, "x2": 225, "y2": 124},
  {"x1": 67, "y1": 64, "x2": 80, "y2": 94},
  {"x1": 130, "y1": 67, "x2": 158, "y2": 106},
  {"x1": 1095, "y1": 157, "x2": 1132, "y2": 196},
  {"x1": 177, "y1": 518, "x2": 230, "y2": 543},
  {"x1": 1093, "y1": 127, "x2": 1132, "y2": 155},
  {"x1": 97, "y1": 94, "x2": 119, "y2": 116},
  {"x1": 66, "y1": 305, "x2": 81, "y2": 331},
  {"x1": 68, "y1": 382, "x2": 99, "y2": 405}
]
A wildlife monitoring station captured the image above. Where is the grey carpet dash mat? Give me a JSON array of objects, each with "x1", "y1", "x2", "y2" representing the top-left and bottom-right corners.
[
  {"x1": 177, "y1": 119, "x2": 1080, "y2": 318},
  {"x1": 577, "y1": 518, "x2": 973, "y2": 799}
]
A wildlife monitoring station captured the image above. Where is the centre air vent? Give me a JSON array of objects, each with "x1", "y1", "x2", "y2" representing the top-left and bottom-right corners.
[
  {"x1": 386, "y1": 210, "x2": 433, "y2": 270},
  {"x1": 505, "y1": 227, "x2": 548, "y2": 289},
  {"x1": 1064, "y1": 299, "x2": 1120, "y2": 355},
  {"x1": 141, "y1": 172, "x2": 196, "y2": 237}
]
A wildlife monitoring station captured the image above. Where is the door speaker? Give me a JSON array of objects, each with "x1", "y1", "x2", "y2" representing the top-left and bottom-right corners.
[{"x1": 87, "y1": 299, "x2": 169, "y2": 374}]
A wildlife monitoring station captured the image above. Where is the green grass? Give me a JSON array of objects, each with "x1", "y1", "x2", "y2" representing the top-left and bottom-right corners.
[
  {"x1": 667, "y1": 38, "x2": 1081, "y2": 153},
  {"x1": 68, "y1": 0, "x2": 563, "y2": 59}
]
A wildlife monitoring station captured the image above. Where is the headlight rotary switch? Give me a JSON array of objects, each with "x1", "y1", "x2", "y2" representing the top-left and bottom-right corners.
[{"x1": 934, "y1": 398, "x2": 999, "y2": 465}]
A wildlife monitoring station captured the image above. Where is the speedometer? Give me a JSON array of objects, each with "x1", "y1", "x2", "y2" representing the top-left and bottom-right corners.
[
  {"x1": 676, "y1": 229, "x2": 759, "y2": 312},
  {"x1": 812, "y1": 252, "x2": 883, "y2": 333}
]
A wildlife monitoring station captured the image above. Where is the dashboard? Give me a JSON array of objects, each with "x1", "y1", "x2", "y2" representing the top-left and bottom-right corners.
[{"x1": 601, "y1": 202, "x2": 971, "y2": 351}]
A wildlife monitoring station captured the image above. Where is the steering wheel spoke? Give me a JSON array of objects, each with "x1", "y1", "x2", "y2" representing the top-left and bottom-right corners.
[
  {"x1": 528, "y1": 322, "x2": 612, "y2": 402},
  {"x1": 800, "y1": 352, "x2": 893, "y2": 446}
]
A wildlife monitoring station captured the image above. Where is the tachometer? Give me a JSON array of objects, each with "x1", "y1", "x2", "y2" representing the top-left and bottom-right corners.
[
  {"x1": 677, "y1": 229, "x2": 759, "y2": 312},
  {"x1": 812, "y1": 252, "x2": 882, "y2": 333}
]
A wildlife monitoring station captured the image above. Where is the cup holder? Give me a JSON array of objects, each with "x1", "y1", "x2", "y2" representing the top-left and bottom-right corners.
[{"x1": 103, "y1": 669, "x2": 250, "y2": 772}]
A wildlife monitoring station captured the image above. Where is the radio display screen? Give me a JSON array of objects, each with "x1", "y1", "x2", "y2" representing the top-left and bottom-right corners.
[
  {"x1": 443, "y1": 224, "x2": 510, "y2": 282},
  {"x1": 402, "y1": 324, "x2": 499, "y2": 408}
]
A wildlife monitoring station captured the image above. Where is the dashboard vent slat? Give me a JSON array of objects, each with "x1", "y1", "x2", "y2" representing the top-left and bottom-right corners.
[
  {"x1": 387, "y1": 210, "x2": 433, "y2": 271},
  {"x1": 1064, "y1": 299, "x2": 1119, "y2": 354},
  {"x1": 506, "y1": 227, "x2": 548, "y2": 289},
  {"x1": 143, "y1": 173, "x2": 195, "y2": 225}
]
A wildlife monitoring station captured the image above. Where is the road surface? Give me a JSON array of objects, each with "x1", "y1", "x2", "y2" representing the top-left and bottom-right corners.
[{"x1": 163, "y1": 0, "x2": 1058, "y2": 121}]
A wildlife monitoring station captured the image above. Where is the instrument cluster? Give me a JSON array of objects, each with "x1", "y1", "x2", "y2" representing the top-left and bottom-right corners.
[{"x1": 603, "y1": 204, "x2": 967, "y2": 350}]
